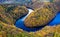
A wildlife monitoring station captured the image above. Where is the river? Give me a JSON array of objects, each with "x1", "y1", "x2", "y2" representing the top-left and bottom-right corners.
[{"x1": 15, "y1": 9, "x2": 60, "y2": 32}]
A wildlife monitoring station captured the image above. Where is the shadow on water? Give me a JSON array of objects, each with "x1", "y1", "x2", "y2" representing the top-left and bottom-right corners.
[{"x1": 15, "y1": 9, "x2": 60, "y2": 32}]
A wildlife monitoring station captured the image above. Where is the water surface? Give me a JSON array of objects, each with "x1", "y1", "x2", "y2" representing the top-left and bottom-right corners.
[{"x1": 15, "y1": 9, "x2": 60, "y2": 32}]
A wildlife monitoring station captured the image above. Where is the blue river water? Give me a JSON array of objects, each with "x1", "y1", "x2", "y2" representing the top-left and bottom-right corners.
[
  {"x1": 48, "y1": 11, "x2": 60, "y2": 26},
  {"x1": 15, "y1": 9, "x2": 60, "y2": 32}
]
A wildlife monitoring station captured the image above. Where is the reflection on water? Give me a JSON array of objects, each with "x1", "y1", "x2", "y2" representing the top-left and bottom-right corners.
[
  {"x1": 21, "y1": 9, "x2": 34, "y2": 21},
  {"x1": 15, "y1": 9, "x2": 60, "y2": 32}
]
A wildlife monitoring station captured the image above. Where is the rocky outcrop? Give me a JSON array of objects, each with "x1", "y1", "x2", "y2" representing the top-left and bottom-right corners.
[
  {"x1": 24, "y1": 3, "x2": 58, "y2": 28},
  {"x1": 0, "y1": 5, "x2": 28, "y2": 25}
]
